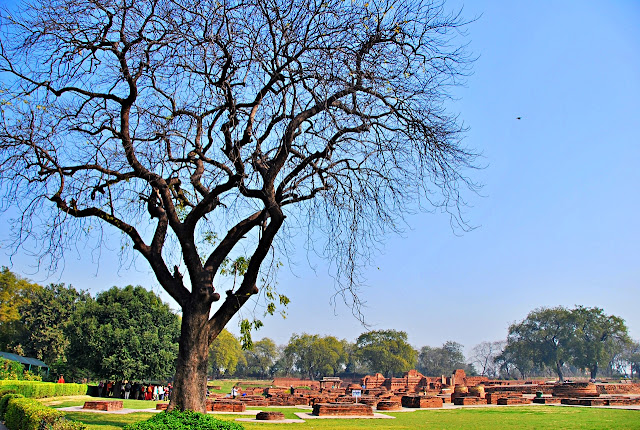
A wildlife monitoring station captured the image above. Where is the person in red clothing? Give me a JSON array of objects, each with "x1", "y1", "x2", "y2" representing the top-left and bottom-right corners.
[{"x1": 57, "y1": 375, "x2": 65, "y2": 383}]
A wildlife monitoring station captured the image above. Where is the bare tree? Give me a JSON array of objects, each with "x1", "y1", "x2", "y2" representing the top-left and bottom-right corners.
[
  {"x1": 0, "y1": 0, "x2": 477, "y2": 411},
  {"x1": 471, "y1": 340, "x2": 505, "y2": 378}
]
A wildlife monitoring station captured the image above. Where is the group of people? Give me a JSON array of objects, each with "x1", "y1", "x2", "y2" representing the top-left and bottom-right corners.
[{"x1": 97, "y1": 381, "x2": 172, "y2": 401}]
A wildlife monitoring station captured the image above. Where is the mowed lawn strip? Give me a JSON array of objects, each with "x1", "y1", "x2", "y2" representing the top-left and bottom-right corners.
[{"x1": 58, "y1": 405, "x2": 640, "y2": 430}]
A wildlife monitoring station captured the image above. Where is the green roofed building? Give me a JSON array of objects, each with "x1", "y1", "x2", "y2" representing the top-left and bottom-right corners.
[{"x1": 0, "y1": 351, "x2": 49, "y2": 372}]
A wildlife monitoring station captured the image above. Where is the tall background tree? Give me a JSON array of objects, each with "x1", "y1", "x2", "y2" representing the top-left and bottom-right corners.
[
  {"x1": 208, "y1": 329, "x2": 245, "y2": 379},
  {"x1": 356, "y1": 329, "x2": 417, "y2": 376},
  {"x1": 240, "y1": 337, "x2": 278, "y2": 379},
  {"x1": 0, "y1": 0, "x2": 476, "y2": 411},
  {"x1": 67, "y1": 286, "x2": 180, "y2": 382},
  {"x1": 15, "y1": 283, "x2": 89, "y2": 376},
  {"x1": 505, "y1": 307, "x2": 574, "y2": 382},
  {"x1": 417, "y1": 341, "x2": 470, "y2": 376},
  {"x1": 0, "y1": 267, "x2": 41, "y2": 351},
  {"x1": 283, "y1": 334, "x2": 347, "y2": 380},
  {"x1": 568, "y1": 306, "x2": 630, "y2": 380},
  {"x1": 470, "y1": 340, "x2": 504, "y2": 378}
]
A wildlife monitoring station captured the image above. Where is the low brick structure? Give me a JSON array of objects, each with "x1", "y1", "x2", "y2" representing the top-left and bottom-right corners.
[
  {"x1": 207, "y1": 400, "x2": 246, "y2": 412},
  {"x1": 565, "y1": 398, "x2": 608, "y2": 407},
  {"x1": 596, "y1": 383, "x2": 640, "y2": 395},
  {"x1": 497, "y1": 397, "x2": 532, "y2": 405},
  {"x1": 312, "y1": 403, "x2": 373, "y2": 416},
  {"x1": 83, "y1": 401, "x2": 123, "y2": 411},
  {"x1": 553, "y1": 382, "x2": 598, "y2": 398},
  {"x1": 401, "y1": 395, "x2": 443, "y2": 408},
  {"x1": 532, "y1": 397, "x2": 562, "y2": 404},
  {"x1": 453, "y1": 397, "x2": 486, "y2": 406},
  {"x1": 256, "y1": 411, "x2": 285, "y2": 420},
  {"x1": 560, "y1": 396, "x2": 640, "y2": 407},
  {"x1": 376, "y1": 400, "x2": 402, "y2": 411},
  {"x1": 486, "y1": 392, "x2": 522, "y2": 405},
  {"x1": 607, "y1": 397, "x2": 640, "y2": 406},
  {"x1": 359, "y1": 398, "x2": 379, "y2": 408}
]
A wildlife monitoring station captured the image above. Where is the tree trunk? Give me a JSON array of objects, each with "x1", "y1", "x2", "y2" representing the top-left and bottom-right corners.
[
  {"x1": 556, "y1": 361, "x2": 564, "y2": 382},
  {"x1": 590, "y1": 363, "x2": 598, "y2": 380},
  {"x1": 168, "y1": 301, "x2": 213, "y2": 412}
]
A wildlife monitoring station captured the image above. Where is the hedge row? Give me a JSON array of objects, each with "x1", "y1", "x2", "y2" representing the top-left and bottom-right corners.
[
  {"x1": 0, "y1": 381, "x2": 87, "y2": 398},
  {"x1": 1, "y1": 394, "x2": 86, "y2": 430}
]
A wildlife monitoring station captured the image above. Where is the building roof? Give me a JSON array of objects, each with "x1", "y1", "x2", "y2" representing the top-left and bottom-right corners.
[{"x1": 0, "y1": 351, "x2": 48, "y2": 368}]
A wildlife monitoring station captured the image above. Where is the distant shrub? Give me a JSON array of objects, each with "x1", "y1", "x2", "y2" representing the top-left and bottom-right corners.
[{"x1": 124, "y1": 410, "x2": 245, "y2": 430}]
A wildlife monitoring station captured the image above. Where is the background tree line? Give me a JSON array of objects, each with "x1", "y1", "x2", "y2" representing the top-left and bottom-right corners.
[
  {"x1": 0, "y1": 268, "x2": 180, "y2": 382},
  {"x1": 1, "y1": 268, "x2": 638, "y2": 382}
]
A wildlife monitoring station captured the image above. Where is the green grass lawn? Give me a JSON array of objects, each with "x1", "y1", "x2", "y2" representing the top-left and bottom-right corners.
[{"x1": 50, "y1": 399, "x2": 640, "y2": 430}]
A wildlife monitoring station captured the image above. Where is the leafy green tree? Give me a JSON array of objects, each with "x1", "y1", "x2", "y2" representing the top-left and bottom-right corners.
[
  {"x1": 272, "y1": 345, "x2": 295, "y2": 377},
  {"x1": 67, "y1": 286, "x2": 180, "y2": 381},
  {"x1": 495, "y1": 340, "x2": 536, "y2": 379},
  {"x1": 284, "y1": 334, "x2": 347, "y2": 380},
  {"x1": 0, "y1": 268, "x2": 41, "y2": 350},
  {"x1": 209, "y1": 329, "x2": 245, "y2": 378},
  {"x1": 418, "y1": 341, "x2": 467, "y2": 376},
  {"x1": 569, "y1": 306, "x2": 631, "y2": 380},
  {"x1": 356, "y1": 330, "x2": 417, "y2": 376},
  {"x1": 505, "y1": 307, "x2": 574, "y2": 382},
  {"x1": 16, "y1": 283, "x2": 89, "y2": 375},
  {"x1": 241, "y1": 338, "x2": 278, "y2": 378}
]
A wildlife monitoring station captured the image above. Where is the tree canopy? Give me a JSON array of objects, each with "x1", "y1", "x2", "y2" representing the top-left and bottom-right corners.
[
  {"x1": 0, "y1": 0, "x2": 476, "y2": 410},
  {"x1": 284, "y1": 333, "x2": 347, "y2": 380},
  {"x1": 15, "y1": 283, "x2": 89, "y2": 368},
  {"x1": 0, "y1": 267, "x2": 42, "y2": 350},
  {"x1": 209, "y1": 329, "x2": 245, "y2": 378},
  {"x1": 241, "y1": 337, "x2": 278, "y2": 379},
  {"x1": 356, "y1": 329, "x2": 416, "y2": 376},
  {"x1": 417, "y1": 341, "x2": 469, "y2": 376},
  {"x1": 504, "y1": 306, "x2": 631, "y2": 381},
  {"x1": 67, "y1": 285, "x2": 180, "y2": 381}
]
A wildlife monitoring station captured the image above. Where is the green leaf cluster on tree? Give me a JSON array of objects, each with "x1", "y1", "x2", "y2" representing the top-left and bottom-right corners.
[{"x1": 500, "y1": 306, "x2": 632, "y2": 381}]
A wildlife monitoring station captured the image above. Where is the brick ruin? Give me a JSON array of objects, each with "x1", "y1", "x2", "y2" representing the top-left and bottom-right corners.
[
  {"x1": 201, "y1": 369, "x2": 640, "y2": 414},
  {"x1": 83, "y1": 400, "x2": 123, "y2": 411}
]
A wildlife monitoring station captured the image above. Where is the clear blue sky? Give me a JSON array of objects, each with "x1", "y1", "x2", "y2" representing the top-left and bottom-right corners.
[{"x1": 1, "y1": 1, "x2": 639, "y2": 354}]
